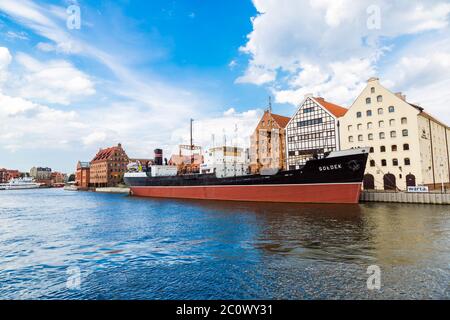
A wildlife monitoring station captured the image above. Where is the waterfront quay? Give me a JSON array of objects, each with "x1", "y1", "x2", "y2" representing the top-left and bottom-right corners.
[{"x1": 0, "y1": 188, "x2": 448, "y2": 300}]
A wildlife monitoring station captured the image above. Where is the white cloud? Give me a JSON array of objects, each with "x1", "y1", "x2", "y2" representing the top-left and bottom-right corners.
[
  {"x1": 11, "y1": 53, "x2": 96, "y2": 105},
  {"x1": 82, "y1": 131, "x2": 108, "y2": 146},
  {"x1": 0, "y1": 47, "x2": 12, "y2": 85},
  {"x1": 237, "y1": 0, "x2": 450, "y2": 121}
]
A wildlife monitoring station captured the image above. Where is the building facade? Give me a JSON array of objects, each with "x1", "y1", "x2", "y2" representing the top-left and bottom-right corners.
[
  {"x1": 285, "y1": 96, "x2": 347, "y2": 170},
  {"x1": 30, "y1": 167, "x2": 52, "y2": 180},
  {"x1": 0, "y1": 168, "x2": 20, "y2": 183},
  {"x1": 76, "y1": 161, "x2": 90, "y2": 189},
  {"x1": 90, "y1": 143, "x2": 129, "y2": 187},
  {"x1": 249, "y1": 111, "x2": 290, "y2": 174},
  {"x1": 341, "y1": 77, "x2": 450, "y2": 190}
]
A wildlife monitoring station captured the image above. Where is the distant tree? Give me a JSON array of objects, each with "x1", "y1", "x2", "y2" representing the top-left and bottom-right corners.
[{"x1": 68, "y1": 174, "x2": 76, "y2": 182}]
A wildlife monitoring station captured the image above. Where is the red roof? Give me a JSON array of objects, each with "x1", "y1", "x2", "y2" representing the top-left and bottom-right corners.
[
  {"x1": 270, "y1": 113, "x2": 291, "y2": 128},
  {"x1": 91, "y1": 145, "x2": 126, "y2": 163},
  {"x1": 314, "y1": 97, "x2": 348, "y2": 117}
]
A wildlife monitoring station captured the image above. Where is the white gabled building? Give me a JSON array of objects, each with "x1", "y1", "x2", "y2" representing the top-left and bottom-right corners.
[
  {"x1": 340, "y1": 77, "x2": 450, "y2": 191},
  {"x1": 285, "y1": 95, "x2": 348, "y2": 170}
]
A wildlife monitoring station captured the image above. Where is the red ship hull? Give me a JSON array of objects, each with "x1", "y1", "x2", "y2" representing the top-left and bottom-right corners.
[{"x1": 130, "y1": 182, "x2": 362, "y2": 204}]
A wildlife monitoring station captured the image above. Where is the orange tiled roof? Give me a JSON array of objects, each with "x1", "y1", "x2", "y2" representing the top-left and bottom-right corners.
[
  {"x1": 270, "y1": 113, "x2": 291, "y2": 128},
  {"x1": 314, "y1": 97, "x2": 348, "y2": 117},
  {"x1": 91, "y1": 146, "x2": 124, "y2": 163}
]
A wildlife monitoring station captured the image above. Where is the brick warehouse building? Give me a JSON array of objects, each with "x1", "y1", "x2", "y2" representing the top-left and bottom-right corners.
[
  {"x1": 0, "y1": 168, "x2": 20, "y2": 183},
  {"x1": 249, "y1": 110, "x2": 290, "y2": 174},
  {"x1": 76, "y1": 161, "x2": 90, "y2": 189},
  {"x1": 90, "y1": 143, "x2": 129, "y2": 188}
]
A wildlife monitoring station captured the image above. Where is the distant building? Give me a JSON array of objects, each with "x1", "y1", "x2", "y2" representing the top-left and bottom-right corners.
[
  {"x1": 201, "y1": 146, "x2": 248, "y2": 177},
  {"x1": 76, "y1": 162, "x2": 90, "y2": 189},
  {"x1": 30, "y1": 167, "x2": 52, "y2": 180},
  {"x1": 168, "y1": 154, "x2": 203, "y2": 166},
  {"x1": 90, "y1": 143, "x2": 129, "y2": 187},
  {"x1": 285, "y1": 95, "x2": 347, "y2": 169},
  {"x1": 0, "y1": 168, "x2": 20, "y2": 183},
  {"x1": 341, "y1": 77, "x2": 450, "y2": 190},
  {"x1": 249, "y1": 111, "x2": 290, "y2": 174},
  {"x1": 51, "y1": 172, "x2": 67, "y2": 184}
]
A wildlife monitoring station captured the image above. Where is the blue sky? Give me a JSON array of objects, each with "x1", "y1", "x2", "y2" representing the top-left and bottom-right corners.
[{"x1": 0, "y1": 0, "x2": 449, "y2": 173}]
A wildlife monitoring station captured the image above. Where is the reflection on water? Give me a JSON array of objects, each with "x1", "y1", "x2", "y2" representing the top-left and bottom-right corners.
[{"x1": 0, "y1": 189, "x2": 449, "y2": 299}]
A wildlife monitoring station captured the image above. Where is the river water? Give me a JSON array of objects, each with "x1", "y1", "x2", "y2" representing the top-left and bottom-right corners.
[{"x1": 0, "y1": 188, "x2": 448, "y2": 299}]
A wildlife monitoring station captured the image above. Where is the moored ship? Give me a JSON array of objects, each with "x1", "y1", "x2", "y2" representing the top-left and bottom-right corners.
[
  {"x1": 124, "y1": 148, "x2": 369, "y2": 204},
  {"x1": 0, "y1": 177, "x2": 41, "y2": 190}
]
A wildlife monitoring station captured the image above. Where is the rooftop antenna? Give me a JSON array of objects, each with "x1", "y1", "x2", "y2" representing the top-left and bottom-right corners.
[
  {"x1": 268, "y1": 96, "x2": 272, "y2": 113},
  {"x1": 190, "y1": 118, "x2": 194, "y2": 164}
]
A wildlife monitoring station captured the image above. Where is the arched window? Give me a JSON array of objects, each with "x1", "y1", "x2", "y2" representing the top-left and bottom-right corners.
[
  {"x1": 367, "y1": 122, "x2": 373, "y2": 129},
  {"x1": 392, "y1": 145, "x2": 397, "y2": 151},
  {"x1": 367, "y1": 110, "x2": 372, "y2": 116},
  {"x1": 357, "y1": 112, "x2": 362, "y2": 118},
  {"x1": 381, "y1": 159, "x2": 387, "y2": 166},
  {"x1": 371, "y1": 87, "x2": 375, "y2": 94},
  {"x1": 369, "y1": 147, "x2": 374, "y2": 153},
  {"x1": 403, "y1": 144, "x2": 410, "y2": 151},
  {"x1": 389, "y1": 119, "x2": 395, "y2": 126},
  {"x1": 364, "y1": 174, "x2": 375, "y2": 190},
  {"x1": 358, "y1": 135, "x2": 363, "y2": 142},
  {"x1": 368, "y1": 133, "x2": 373, "y2": 140},
  {"x1": 390, "y1": 131, "x2": 396, "y2": 138},
  {"x1": 377, "y1": 95, "x2": 383, "y2": 102},
  {"x1": 393, "y1": 159, "x2": 399, "y2": 166},
  {"x1": 379, "y1": 132, "x2": 385, "y2": 139},
  {"x1": 378, "y1": 108, "x2": 383, "y2": 115},
  {"x1": 348, "y1": 125, "x2": 352, "y2": 131},
  {"x1": 379, "y1": 120, "x2": 384, "y2": 128},
  {"x1": 388, "y1": 106, "x2": 395, "y2": 113},
  {"x1": 383, "y1": 173, "x2": 396, "y2": 190},
  {"x1": 404, "y1": 158, "x2": 411, "y2": 165},
  {"x1": 402, "y1": 129, "x2": 408, "y2": 137},
  {"x1": 370, "y1": 160, "x2": 375, "y2": 167},
  {"x1": 348, "y1": 136, "x2": 354, "y2": 142},
  {"x1": 380, "y1": 146, "x2": 386, "y2": 152},
  {"x1": 401, "y1": 117, "x2": 407, "y2": 125},
  {"x1": 366, "y1": 97, "x2": 371, "y2": 104},
  {"x1": 357, "y1": 124, "x2": 362, "y2": 130}
]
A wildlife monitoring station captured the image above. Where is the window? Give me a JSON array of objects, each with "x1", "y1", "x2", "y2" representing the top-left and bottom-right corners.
[
  {"x1": 379, "y1": 132, "x2": 385, "y2": 139},
  {"x1": 368, "y1": 133, "x2": 373, "y2": 140},
  {"x1": 381, "y1": 159, "x2": 387, "y2": 166},
  {"x1": 370, "y1": 160, "x2": 376, "y2": 167},
  {"x1": 357, "y1": 112, "x2": 362, "y2": 118},
  {"x1": 402, "y1": 129, "x2": 408, "y2": 137},
  {"x1": 298, "y1": 118, "x2": 323, "y2": 127},
  {"x1": 366, "y1": 98, "x2": 371, "y2": 104},
  {"x1": 389, "y1": 119, "x2": 395, "y2": 126},
  {"x1": 377, "y1": 95, "x2": 383, "y2": 102},
  {"x1": 348, "y1": 125, "x2": 352, "y2": 131},
  {"x1": 378, "y1": 108, "x2": 383, "y2": 115},
  {"x1": 371, "y1": 87, "x2": 375, "y2": 94},
  {"x1": 357, "y1": 124, "x2": 362, "y2": 130},
  {"x1": 401, "y1": 117, "x2": 407, "y2": 125},
  {"x1": 404, "y1": 158, "x2": 411, "y2": 165},
  {"x1": 367, "y1": 110, "x2": 372, "y2": 116},
  {"x1": 392, "y1": 145, "x2": 397, "y2": 152},
  {"x1": 303, "y1": 107, "x2": 314, "y2": 113},
  {"x1": 348, "y1": 136, "x2": 354, "y2": 142},
  {"x1": 388, "y1": 106, "x2": 395, "y2": 113},
  {"x1": 369, "y1": 147, "x2": 374, "y2": 153},
  {"x1": 392, "y1": 159, "x2": 399, "y2": 166},
  {"x1": 380, "y1": 146, "x2": 386, "y2": 152},
  {"x1": 403, "y1": 143, "x2": 410, "y2": 151},
  {"x1": 390, "y1": 131, "x2": 396, "y2": 138},
  {"x1": 379, "y1": 120, "x2": 384, "y2": 128},
  {"x1": 358, "y1": 135, "x2": 363, "y2": 142},
  {"x1": 367, "y1": 122, "x2": 373, "y2": 129}
]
